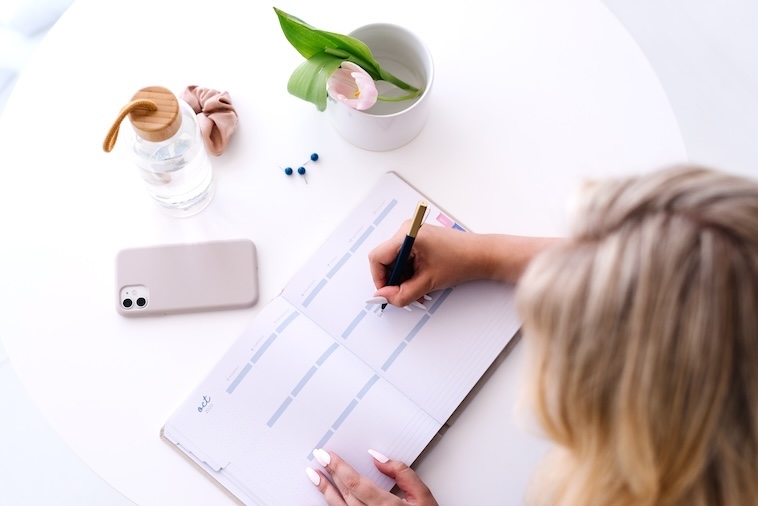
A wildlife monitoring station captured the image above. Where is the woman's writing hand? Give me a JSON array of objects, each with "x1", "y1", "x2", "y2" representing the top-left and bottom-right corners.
[
  {"x1": 369, "y1": 222, "x2": 562, "y2": 308},
  {"x1": 368, "y1": 222, "x2": 475, "y2": 308}
]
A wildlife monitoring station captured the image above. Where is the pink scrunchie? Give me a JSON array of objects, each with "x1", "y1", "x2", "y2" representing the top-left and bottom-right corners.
[{"x1": 180, "y1": 85, "x2": 238, "y2": 156}]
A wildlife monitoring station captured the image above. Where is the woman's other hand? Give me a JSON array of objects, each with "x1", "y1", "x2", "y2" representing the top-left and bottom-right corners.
[{"x1": 307, "y1": 448, "x2": 439, "y2": 506}]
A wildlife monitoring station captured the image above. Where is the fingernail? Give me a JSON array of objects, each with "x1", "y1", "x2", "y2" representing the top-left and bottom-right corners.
[
  {"x1": 411, "y1": 301, "x2": 427, "y2": 309},
  {"x1": 423, "y1": 294, "x2": 432, "y2": 301},
  {"x1": 305, "y1": 467, "x2": 320, "y2": 486},
  {"x1": 403, "y1": 305, "x2": 412, "y2": 312},
  {"x1": 368, "y1": 449, "x2": 389, "y2": 463},
  {"x1": 366, "y1": 296, "x2": 388, "y2": 305},
  {"x1": 312, "y1": 448, "x2": 331, "y2": 467}
]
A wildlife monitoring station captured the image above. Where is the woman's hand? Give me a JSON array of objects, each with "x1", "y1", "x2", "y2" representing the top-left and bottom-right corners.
[
  {"x1": 369, "y1": 222, "x2": 562, "y2": 308},
  {"x1": 307, "y1": 448, "x2": 439, "y2": 506},
  {"x1": 368, "y1": 223, "x2": 480, "y2": 308}
]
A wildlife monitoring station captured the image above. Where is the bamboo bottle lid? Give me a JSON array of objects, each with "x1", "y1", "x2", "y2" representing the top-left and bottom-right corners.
[{"x1": 128, "y1": 86, "x2": 181, "y2": 142}]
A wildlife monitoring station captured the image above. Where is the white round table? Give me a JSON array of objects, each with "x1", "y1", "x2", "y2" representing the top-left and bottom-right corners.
[{"x1": 0, "y1": 0, "x2": 686, "y2": 504}]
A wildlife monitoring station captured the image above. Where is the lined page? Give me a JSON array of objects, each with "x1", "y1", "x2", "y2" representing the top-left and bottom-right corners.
[
  {"x1": 282, "y1": 172, "x2": 520, "y2": 423},
  {"x1": 163, "y1": 296, "x2": 441, "y2": 506}
]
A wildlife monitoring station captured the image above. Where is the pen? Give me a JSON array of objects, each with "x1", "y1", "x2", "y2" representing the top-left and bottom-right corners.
[{"x1": 382, "y1": 200, "x2": 428, "y2": 311}]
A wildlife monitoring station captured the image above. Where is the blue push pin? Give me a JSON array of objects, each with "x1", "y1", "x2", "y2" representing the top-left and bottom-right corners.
[{"x1": 297, "y1": 166, "x2": 308, "y2": 184}]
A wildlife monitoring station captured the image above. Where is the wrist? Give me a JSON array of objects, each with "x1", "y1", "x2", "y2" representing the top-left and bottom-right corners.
[
  {"x1": 457, "y1": 233, "x2": 503, "y2": 282},
  {"x1": 472, "y1": 234, "x2": 563, "y2": 284}
]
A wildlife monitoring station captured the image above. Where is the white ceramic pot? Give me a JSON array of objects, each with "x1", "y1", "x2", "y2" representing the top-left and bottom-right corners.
[{"x1": 328, "y1": 23, "x2": 434, "y2": 151}]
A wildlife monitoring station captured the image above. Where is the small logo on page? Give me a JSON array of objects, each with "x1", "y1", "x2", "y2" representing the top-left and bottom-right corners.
[{"x1": 197, "y1": 395, "x2": 213, "y2": 413}]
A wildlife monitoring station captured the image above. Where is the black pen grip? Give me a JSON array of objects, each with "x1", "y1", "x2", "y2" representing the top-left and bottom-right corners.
[{"x1": 387, "y1": 235, "x2": 415, "y2": 287}]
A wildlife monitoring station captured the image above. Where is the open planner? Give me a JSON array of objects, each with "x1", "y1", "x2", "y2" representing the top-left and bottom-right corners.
[{"x1": 161, "y1": 172, "x2": 522, "y2": 505}]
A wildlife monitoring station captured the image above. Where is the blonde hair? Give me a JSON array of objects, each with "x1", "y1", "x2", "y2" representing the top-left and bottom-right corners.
[{"x1": 517, "y1": 165, "x2": 758, "y2": 505}]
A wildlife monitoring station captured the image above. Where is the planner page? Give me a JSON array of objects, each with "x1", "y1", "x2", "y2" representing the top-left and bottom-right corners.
[
  {"x1": 282, "y1": 172, "x2": 521, "y2": 423},
  {"x1": 163, "y1": 296, "x2": 442, "y2": 506}
]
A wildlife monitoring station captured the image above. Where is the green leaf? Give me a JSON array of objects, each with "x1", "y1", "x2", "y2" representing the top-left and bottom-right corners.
[
  {"x1": 274, "y1": 8, "x2": 381, "y2": 78},
  {"x1": 287, "y1": 53, "x2": 343, "y2": 111}
]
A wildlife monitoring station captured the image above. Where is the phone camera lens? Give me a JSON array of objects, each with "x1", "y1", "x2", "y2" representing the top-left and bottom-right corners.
[
  {"x1": 123, "y1": 298, "x2": 133, "y2": 308},
  {"x1": 136, "y1": 297, "x2": 147, "y2": 307}
]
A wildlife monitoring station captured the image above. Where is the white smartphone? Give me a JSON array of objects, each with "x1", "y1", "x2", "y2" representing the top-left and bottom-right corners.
[{"x1": 115, "y1": 238, "x2": 259, "y2": 317}]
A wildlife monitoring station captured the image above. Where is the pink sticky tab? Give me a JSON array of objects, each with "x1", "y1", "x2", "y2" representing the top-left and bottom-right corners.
[{"x1": 435, "y1": 213, "x2": 454, "y2": 228}]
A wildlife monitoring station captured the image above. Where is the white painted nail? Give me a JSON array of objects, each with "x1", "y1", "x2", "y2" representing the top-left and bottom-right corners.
[
  {"x1": 305, "y1": 467, "x2": 321, "y2": 486},
  {"x1": 423, "y1": 294, "x2": 432, "y2": 301},
  {"x1": 368, "y1": 449, "x2": 389, "y2": 463},
  {"x1": 366, "y1": 296, "x2": 388, "y2": 305},
  {"x1": 403, "y1": 305, "x2": 412, "y2": 311},
  {"x1": 312, "y1": 448, "x2": 331, "y2": 467},
  {"x1": 411, "y1": 301, "x2": 427, "y2": 309}
]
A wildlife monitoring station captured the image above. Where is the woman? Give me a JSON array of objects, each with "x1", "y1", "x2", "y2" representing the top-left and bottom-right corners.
[{"x1": 306, "y1": 165, "x2": 758, "y2": 505}]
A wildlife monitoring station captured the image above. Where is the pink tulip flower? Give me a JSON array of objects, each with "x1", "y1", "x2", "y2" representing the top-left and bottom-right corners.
[{"x1": 327, "y1": 61, "x2": 378, "y2": 111}]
